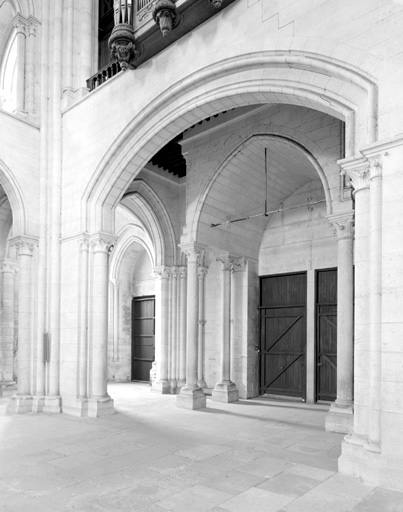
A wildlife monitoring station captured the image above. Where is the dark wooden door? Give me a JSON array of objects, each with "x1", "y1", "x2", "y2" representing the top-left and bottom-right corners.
[
  {"x1": 131, "y1": 296, "x2": 155, "y2": 382},
  {"x1": 260, "y1": 272, "x2": 307, "y2": 399},
  {"x1": 316, "y1": 269, "x2": 337, "y2": 401}
]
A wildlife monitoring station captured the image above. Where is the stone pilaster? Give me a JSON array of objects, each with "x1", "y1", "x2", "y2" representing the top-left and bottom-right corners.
[
  {"x1": 212, "y1": 255, "x2": 239, "y2": 403},
  {"x1": 151, "y1": 266, "x2": 171, "y2": 394},
  {"x1": 177, "y1": 243, "x2": 206, "y2": 409},
  {"x1": 12, "y1": 15, "x2": 27, "y2": 115},
  {"x1": 325, "y1": 212, "x2": 354, "y2": 434}
]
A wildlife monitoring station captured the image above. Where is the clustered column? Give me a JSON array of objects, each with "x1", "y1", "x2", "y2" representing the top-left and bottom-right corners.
[
  {"x1": 177, "y1": 243, "x2": 206, "y2": 409},
  {"x1": 212, "y1": 255, "x2": 239, "y2": 403},
  {"x1": 325, "y1": 213, "x2": 354, "y2": 433}
]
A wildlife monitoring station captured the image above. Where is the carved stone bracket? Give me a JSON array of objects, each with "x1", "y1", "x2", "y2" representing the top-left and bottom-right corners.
[
  {"x1": 153, "y1": 0, "x2": 177, "y2": 37},
  {"x1": 327, "y1": 213, "x2": 354, "y2": 240},
  {"x1": 209, "y1": 0, "x2": 223, "y2": 7},
  {"x1": 108, "y1": 21, "x2": 138, "y2": 71}
]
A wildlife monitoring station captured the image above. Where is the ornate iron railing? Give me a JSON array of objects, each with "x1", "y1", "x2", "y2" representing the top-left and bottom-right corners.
[{"x1": 86, "y1": 60, "x2": 121, "y2": 91}]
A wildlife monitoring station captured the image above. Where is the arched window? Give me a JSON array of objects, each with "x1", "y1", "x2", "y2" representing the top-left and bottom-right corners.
[{"x1": 0, "y1": 32, "x2": 18, "y2": 113}]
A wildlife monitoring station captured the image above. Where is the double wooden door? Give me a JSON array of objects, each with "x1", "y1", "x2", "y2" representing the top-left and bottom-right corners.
[
  {"x1": 259, "y1": 270, "x2": 338, "y2": 401},
  {"x1": 259, "y1": 272, "x2": 307, "y2": 399},
  {"x1": 131, "y1": 296, "x2": 155, "y2": 382}
]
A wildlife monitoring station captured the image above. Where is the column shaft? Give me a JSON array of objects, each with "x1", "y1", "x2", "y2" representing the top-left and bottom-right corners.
[
  {"x1": 367, "y1": 163, "x2": 382, "y2": 451},
  {"x1": 79, "y1": 240, "x2": 89, "y2": 398},
  {"x1": 197, "y1": 267, "x2": 207, "y2": 388},
  {"x1": 170, "y1": 268, "x2": 178, "y2": 390},
  {"x1": 178, "y1": 267, "x2": 187, "y2": 387},
  {"x1": 152, "y1": 268, "x2": 170, "y2": 393},
  {"x1": 1, "y1": 263, "x2": 15, "y2": 383}
]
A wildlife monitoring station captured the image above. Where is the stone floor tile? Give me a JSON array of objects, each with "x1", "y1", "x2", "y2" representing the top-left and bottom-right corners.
[
  {"x1": 351, "y1": 488, "x2": 403, "y2": 512},
  {"x1": 176, "y1": 443, "x2": 232, "y2": 461},
  {"x1": 202, "y1": 468, "x2": 267, "y2": 495},
  {"x1": 218, "y1": 487, "x2": 294, "y2": 512},
  {"x1": 314, "y1": 473, "x2": 375, "y2": 502},
  {"x1": 157, "y1": 484, "x2": 233, "y2": 512},
  {"x1": 286, "y1": 463, "x2": 335, "y2": 481},
  {"x1": 256, "y1": 471, "x2": 320, "y2": 498},
  {"x1": 237, "y1": 455, "x2": 293, "y2": 478},
  {"x1": 283, "y1": 489, "x2": 357, "y2": 512}
]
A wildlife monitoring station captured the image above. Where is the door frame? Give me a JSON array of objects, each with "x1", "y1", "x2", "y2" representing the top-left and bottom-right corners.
[
  {"x1": 131, "y1": 294, "x2": 155, "y2": 382},
  {"x1": 258, "y1": 271, "x2": 308, "y2": 400}
]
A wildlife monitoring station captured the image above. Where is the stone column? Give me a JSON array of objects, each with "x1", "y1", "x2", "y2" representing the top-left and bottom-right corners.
[
  {"x1": 13, "y1": 15, "x2": 27, "y2": 115},
  {"x1": 170, "y1": 267, "x2": 178, "y2": 391},
  {"x1": 197, "y1": 266, "x2": 208, "y2": 389},
  {"x1": 78, "y1": 238, "x2": 90, "y2": 402},
  {"x1": 0, "y1": 261, "x2": 16, "y2": 386},
  {"x1": 177, "y1": 244, "x2": 206, "y2": 409},
  {"x1": 212, "y1": 255, "x2": 239, "y2": 403},
  {"x1": 7, "y1": 238, "x2": 35, "y2": 414},
  {"x1": 177, "y1": 266, "x2": 187, "y2": 389},
  {"x1": 151, "y1": 267, "x2": 171, "y2": 393},
  {"x1": 79, "y1": 0, "x2": 93, "y2": 90},
  {"x1": 88, "y1": 236, "x2": 114, "y2": 417},
  {"x1": 325, "y1": 212, "x2": 354, "y2": 434},
  {"x1": 339, "y1": 157, "x2": 371, "y2": 451},
  {"x1": 366, "y1": 155, "x2": 383, "y2": 453}
]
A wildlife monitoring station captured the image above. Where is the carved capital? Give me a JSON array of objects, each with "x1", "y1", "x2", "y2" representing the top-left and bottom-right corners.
[
  {"x1": 9, "y1": 236, "x2": 37, "y2": 257},
  {"x1": 152, "y1": 266, "x2": 170, "y2": 280},
  {"x1": 90, "y1": 234, "x2": 115, "y2": 254},
  {"x1": 327, "y1": 213, "x2": 354, "y2": 240},
  {"x1": 0, "y1": 259, "x2": 16, "y2": 274},
  {"x1": 368, "y1": 156, "x2": 383, "y2": 181},
  {"x1": 179, "y1": 242, "x2": 205, "y2": 265},
  {"x1": 231, "y1": 257, "x2": 247, "y2": 272},
  {"x1": 178, "y1": 266, "x2": 187, "y2": 279},
  {"x1": 197, "y1": 266, "x2": 208, "y2": 280},
  {"x1": 78, "y1": 237, "x2": 90, "y2": 252},
  {"x1": 170, "y1": 266, "x2": 179, "y2": 279},
  {"x1": 339, "y1": 156, "x2": 370, "y2": 193},
  {"x1": 27, "y1": 17, "x2": 39, "y2": 37},
  {"x1": 216, "y1": 254, "x2": 232, "y2": 271},
  {"x1": 13, "y1": 15, "x2": 27, "y2": 36}
]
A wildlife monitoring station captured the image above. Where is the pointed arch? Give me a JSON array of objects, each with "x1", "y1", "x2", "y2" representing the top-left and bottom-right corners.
[{"x1": 0, "y1": 157, "x2": 27, "y2": 235}]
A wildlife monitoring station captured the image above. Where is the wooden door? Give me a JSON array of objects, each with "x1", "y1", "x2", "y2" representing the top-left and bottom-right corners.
[
  {"x1": 131, "y1": 296, "x2": 155, "y2": 382},
  {"x1": 259, "y1": 272, "x2": 307, "y2": 399},
  {"x1": 316, "y1": 269, "x2": 337, "y2": 401}
]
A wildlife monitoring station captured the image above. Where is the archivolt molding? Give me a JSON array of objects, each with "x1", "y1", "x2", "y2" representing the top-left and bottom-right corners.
[
  {"x1": 82, "y1": 50, "x2": 377, "y2": 233},
  {"x1": 109, "y1": 222, "x2": 155, "y2": 283},
  {"x1": 120, "y1": 179, "x2": 177, "y2": 266},
  {"x1": 0, "y1": 157, "x2": 27, "y2": 236}
]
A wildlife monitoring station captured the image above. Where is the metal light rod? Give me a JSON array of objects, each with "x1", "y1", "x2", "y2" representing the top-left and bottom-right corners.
[{"x1": 210, "y1": 199, "x2": 326, "y2": 228}]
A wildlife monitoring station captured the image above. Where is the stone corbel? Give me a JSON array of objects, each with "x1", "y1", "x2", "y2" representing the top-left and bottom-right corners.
[
  {"x1": 153, "y1": 0, "x2": 177, "y2": 37},
  {"x1": 209, "y1": 0, "x2": 223, "y2": 7}
]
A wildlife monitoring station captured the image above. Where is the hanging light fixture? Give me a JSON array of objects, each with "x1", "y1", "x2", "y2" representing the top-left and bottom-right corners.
[
  {"x1": 108, "y1": 0, "x2": 137, "y2": 71},
  {"x1": 153, "y1": 0, "x2": 177, "y2": 37},
  {"x1": 209, "y1": 0, "x2": 223, "y2": 7}
]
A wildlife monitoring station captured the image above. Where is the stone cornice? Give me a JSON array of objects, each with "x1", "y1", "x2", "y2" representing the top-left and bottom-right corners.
[{"x1": 360, "y1": 134, "x2": 403, "y2": 156}]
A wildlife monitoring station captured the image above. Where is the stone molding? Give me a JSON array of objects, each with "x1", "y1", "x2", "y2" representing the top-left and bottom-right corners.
[
  {"x1": 0, "y1": 259, "x2": 16, "y2": 273},
  {"x1": 327, "y1": 212, "x2": 354, "y2": 240}
]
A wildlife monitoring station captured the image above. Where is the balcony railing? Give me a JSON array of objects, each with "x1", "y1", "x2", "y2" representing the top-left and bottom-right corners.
[{"x1": 86, "y1": 61, "x2": 121, "y2": 91}]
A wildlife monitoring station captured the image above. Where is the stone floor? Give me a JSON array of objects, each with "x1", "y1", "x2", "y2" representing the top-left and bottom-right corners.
[{"x1": 1, "y1": 383, "x2": 403, "y2": 512}]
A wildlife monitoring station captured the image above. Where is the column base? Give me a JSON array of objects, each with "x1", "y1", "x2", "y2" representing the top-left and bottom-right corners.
[
  {"x1": 32, "y1": 395, "x2": 46, "y2": 413},
  {"x1": 7, "y1": 395, "x2": 33, "y2": 414},
  {"x1": 177, "y1": 386, "x2": 206, "y2": 410},
  {"x1": 43, "y1": 395, "x2": 62, "y2": 414},
  {"x1": 61, "y1": 398, "x2": 89, "y2": 418},
  {"x1": 197, "y1": 379, "x2": 207, "y2": 389},
  {"x1": 87, "y1": 396, "x2": 114, "y2": 418},
  {"x1": 170, "y1": 380, "x2": 178, "y2": 394},
  {"x1": 325, "y1": 401, "x2": 354, "y2": 434},
  {"x1": 212, "y1": 381, "x2": 239, "y2": 403},
  {"x1": 177, "y1": 379, "x2": 186, "y2": 391},
  {"x1": 151, "y1": 379, "x2": 171, "y2": 394},
  {"x1": 0, "y1": 380, "x2": 16, "y2": 397}
]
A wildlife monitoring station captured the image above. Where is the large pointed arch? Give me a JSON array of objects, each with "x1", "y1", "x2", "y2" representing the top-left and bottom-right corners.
[
  {"x1": 0, "y1": 157, "x2": 27, "y2": 236},
  {"x1": 82, "y1": 50, "x2": 377, "y2": 234}
]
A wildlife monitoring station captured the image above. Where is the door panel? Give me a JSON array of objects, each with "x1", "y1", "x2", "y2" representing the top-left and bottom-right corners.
[
  {"x1": 131, "y1": 296, "x2": 155, "y2": 382},
  {"x1": 316, "y1": 269, "x2": 337, "y2": 401},
  {"x1": 260, "y1": 273, "x2": 307, "y2": 399}
]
